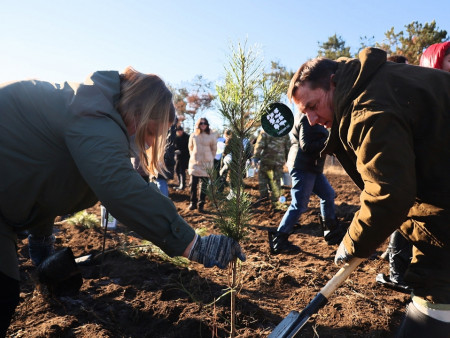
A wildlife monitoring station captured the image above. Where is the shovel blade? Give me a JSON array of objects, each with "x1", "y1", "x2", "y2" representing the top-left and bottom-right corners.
[
  {"x1": 268, "y1": 311, "x2": 301, "y2": 338},
  {"x1": 269, "y1": 310, "x2": 312, "y2": 338},
  {"x1": 269, "y1": 293, "x2": 328, "y2": 337}
]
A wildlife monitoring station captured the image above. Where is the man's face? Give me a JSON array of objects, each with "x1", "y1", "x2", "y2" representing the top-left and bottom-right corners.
[{"x1": 292, "y1": 82, "x2": 335, "y2": 128}]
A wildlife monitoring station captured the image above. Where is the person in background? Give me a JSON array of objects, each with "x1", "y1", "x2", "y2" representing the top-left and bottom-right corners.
[
  {"x1": 0, "y1": 68, "x2": 244, "y2": 336},
  {"x1": 220, "y1": 131, "x2": 253, "y2": 200},
  {"x1": 253, "y1": 129, "x2": 290, "y2": 208},
  {"x1": 288, "y1": 47, "x2": 450, "y2": 337},
  {"x1": 419, "y1": 41, "x2": 450, "y2": 72},
  {"x1": 187, "y1": 117, "x2": 217, "y2": 212},
  {"x1": 216, "y1": 129, "x2": 232, "y2": 193},
  {"x1": 269, "y1": 112, "x2": 343, "y2": 255},
  {"x1": 376, "y1": 54, "x2": 413, "y2": 293},
  {"x1": 154, "y1": 122, "x2": 177, "y2": 197},
  {"x1": 214, "y1": 130, "x2": 227, "y2": 175},
  {"x1": 173, "y1": 125, "x2": 190, "y2": 190}
]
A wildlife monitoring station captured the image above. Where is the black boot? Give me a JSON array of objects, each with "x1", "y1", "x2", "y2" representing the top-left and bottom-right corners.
[
  {"x1": 268, "y1": 231, "x2": 300, "y2": 255},
  {"x1": 382, "y1": 231, "x2": 412, "y2": 290},
  {"x1": 175, "y1": 173, "x2": 185, "y2": 190},
  {"x1": 375, "y1": 273, "x2": 412, "y2": 293},
  {"x1": 388, "y1": 231, "x2": 412, "y2": 283},
  {"x1": 321, "y1": 217, "x2": 347, "y2": 245},
  {"x1": 180, "y1": 173, "x2": 186, "y2": 190},
  {"x1": 198, "y1": 202, "x2": 205, "y2": 213},
  {"x1": 28, "y1": 234, "x2": 56, "y2": 266},
  {"x1": 187, "y1": 203, "x2": 197, "y2": 210}
]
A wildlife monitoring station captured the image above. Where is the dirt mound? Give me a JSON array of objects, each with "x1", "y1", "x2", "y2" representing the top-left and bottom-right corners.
[{"x1": 8, "y1": 172, "x2": 409, "y2": 337}]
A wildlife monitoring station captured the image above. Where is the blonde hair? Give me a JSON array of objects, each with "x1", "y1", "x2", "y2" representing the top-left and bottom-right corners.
[{"x1": 116, "y1": 67, "x2": 175, "y2": 176}]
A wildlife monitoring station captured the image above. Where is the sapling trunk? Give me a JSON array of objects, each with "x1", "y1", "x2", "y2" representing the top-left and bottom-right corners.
[{"x1": 230, "y1": 258, "x2": 237, "y2": 338}]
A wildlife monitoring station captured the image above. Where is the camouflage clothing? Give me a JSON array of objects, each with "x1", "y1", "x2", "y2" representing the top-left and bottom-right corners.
[{"x1": 253, "y1": 131, "x2": 290, "y2": 202}]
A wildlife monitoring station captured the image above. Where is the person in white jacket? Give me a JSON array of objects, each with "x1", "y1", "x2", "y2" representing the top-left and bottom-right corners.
[{"x1": 187, "y1": 118, "x2": 217, "y2": 212}]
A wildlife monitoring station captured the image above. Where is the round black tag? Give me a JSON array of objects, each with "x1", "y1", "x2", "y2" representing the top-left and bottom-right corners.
[{"x1": 261, "y1": 103, "x2": 294, "y2": 137}]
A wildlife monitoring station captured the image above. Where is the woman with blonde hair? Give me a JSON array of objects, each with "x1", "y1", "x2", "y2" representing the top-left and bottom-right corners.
[
  {"x1": 0, "y1": 68, "x2": 244, "y2": 336},
  {"x1": 187, "y1": 117, "x2": 217, "y2": 212}
]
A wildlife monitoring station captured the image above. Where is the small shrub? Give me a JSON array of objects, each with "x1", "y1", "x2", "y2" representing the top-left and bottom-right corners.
[{"x1": 66, "y1": 211, "x2": 100, "y2": 229}]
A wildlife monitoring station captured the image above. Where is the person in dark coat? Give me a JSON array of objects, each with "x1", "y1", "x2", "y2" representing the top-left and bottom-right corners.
[
  {"x1": 270, "y1": 113, "x2": 341, "y2": 254},
  {"x1": 173, "y1": 125, "x2": 190, "y2": 190},
  {"x1": 288, "y1": 47, "x2": 450, "y2": 337},
  {"x1": 0, "y1": 68, "x2": 245, "y2": 336}
]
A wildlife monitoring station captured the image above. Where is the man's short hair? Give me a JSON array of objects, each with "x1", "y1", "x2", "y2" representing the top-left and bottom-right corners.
[
  {"x1": 288, "y1": 58, "x2": 338, "y2": 102},
  {"x1": 387, "y1": 55, "x2": 408, "y2": 64}
]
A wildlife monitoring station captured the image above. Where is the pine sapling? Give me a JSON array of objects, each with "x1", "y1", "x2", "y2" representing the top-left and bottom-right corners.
[{"x1": 209, "y1": 40, "x2": 284, "y2": 337}]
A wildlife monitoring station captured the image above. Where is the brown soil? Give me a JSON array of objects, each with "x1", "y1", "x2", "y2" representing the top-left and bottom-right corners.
[{"x1": 8, "y1": 171, "x2": 410, "y2": 337}]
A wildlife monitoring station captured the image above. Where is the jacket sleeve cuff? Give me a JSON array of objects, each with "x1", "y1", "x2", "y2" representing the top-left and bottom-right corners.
[
  {"x1": 343, "y1": 224, "x2": 378, "y2": 258},
  {"x1": 162, "y1": 216, "x2": 196, "y2": 257},
  {"x1": 342, "y1": 229, "x2": 358, "y2": 257}
]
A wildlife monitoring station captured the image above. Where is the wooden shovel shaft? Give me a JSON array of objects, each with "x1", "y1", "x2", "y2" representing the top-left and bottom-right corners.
[
  {"x1": 269, "y1": 257, "x2": 364, "y2": 338},
  {"x1": 321, "y1": 257, "x2": 363, "y2": 298}
]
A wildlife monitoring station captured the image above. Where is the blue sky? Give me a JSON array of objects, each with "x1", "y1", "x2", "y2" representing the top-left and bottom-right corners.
[{"x1": 1, "y1": 0, "x2": 448, "y2": 128}]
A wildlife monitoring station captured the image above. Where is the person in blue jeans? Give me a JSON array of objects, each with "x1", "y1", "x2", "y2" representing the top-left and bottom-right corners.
[
  {"x1": 155, "y1": 120, "x2": 177, "y2": 197},
  {"x1": 270, "y1": 113, "x2": 345, "y2": 254}
]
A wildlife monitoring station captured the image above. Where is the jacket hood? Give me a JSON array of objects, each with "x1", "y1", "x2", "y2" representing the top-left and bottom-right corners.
[
  {"x1": 323, "y1": 48, "x2": 387, "y2": 155},
  {"x1": 84, "y1": 71, "x2": 121, "y2": 106},
  {"x1": 68, "y1": 71, "x2": 127, "y2": 135},
  {"x1": 419, "y1": 41, "x2": 450, "y2": 69}
]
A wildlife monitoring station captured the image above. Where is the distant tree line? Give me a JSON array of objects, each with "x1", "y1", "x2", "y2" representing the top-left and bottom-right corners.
[
  {"x1": 171, "y1": 20, "x2": 448, "y2": 128},
  {"x1": 319, "y1": 20, "x2": 448, "y2": 64}
]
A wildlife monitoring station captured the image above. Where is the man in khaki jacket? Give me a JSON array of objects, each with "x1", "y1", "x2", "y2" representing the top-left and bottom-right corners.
[{"x1": 288, "y1": 47, "x2": 450, "y2": 337}]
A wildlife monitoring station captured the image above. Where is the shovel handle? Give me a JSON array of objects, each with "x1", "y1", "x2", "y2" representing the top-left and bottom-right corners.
[
  {"x1": 268, "y1": 257, "x2": 364, "y2": 338},
  {"x1": 320, "y1": 257, "x2": 364, "y2": 299}
]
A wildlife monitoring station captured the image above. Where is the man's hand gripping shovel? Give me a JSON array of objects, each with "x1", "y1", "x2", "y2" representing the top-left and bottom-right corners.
[{"x1": 268, "y1": 257, "x2": 364, "y2": 338}]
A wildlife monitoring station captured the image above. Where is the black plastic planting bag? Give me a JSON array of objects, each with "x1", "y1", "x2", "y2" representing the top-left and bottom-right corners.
[{"x1": 36, "y1": 247, "x2": 83, "y2": 296}]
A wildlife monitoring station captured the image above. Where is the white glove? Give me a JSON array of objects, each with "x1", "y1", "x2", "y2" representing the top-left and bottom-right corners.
[{"x1": 334, "y1": 240, "x2": 353, "y2": 266}]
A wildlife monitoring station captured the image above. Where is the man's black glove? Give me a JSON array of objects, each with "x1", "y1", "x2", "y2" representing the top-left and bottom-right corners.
[
  {"x1": 324, "y1": 222, "x2": 348, "y2": 245},
  {"x1": 334, "y1": 240, "x2": 353, "y2": 266},
  {"x1": 325, "y1": 227, "x2": 347, "y2": 245},
  {"x1": 188, "y1": 234, "x2": 246, "y2": 269}
]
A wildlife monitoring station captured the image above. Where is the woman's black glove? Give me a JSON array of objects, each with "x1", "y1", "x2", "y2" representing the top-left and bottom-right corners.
[{"x1": 188, "y1": 234, "x2": 246, "y2": 269}]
